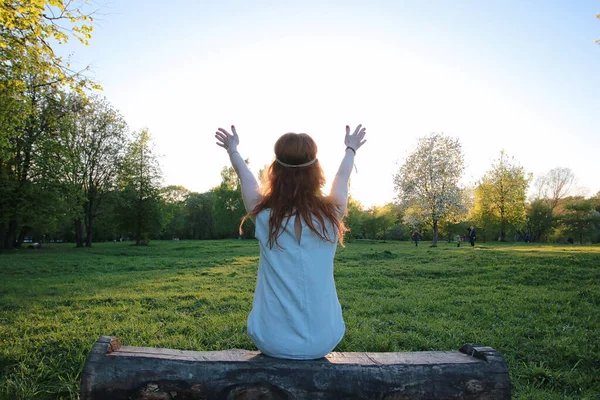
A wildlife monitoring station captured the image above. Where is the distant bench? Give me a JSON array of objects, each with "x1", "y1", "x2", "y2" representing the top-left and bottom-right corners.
[{"x1": 81, "y1": 336, "x2": 510, "y2": 399}]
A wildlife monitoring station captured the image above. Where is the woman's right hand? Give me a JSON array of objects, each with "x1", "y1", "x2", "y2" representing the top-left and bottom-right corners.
[
  {"x1": 345, "y1": 124, "x2": 367, "y2": 152},
  {"x1": 215, "y1": 125, "x2": 240, "y2": 155}
]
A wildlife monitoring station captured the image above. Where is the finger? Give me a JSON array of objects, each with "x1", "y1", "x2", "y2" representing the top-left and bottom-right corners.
[
  {"x1": 353, "y1": 124, "x2": 362, "y2": 136},
  {"x1": 217, "y1": 127, "x2": 232, "y2": 137},
  {"x1": 359, "y1": 139, "x2": 367, "y2": 146},
  {"x1": 231, "y1": 125, "x2": 239, "y2": 139},
  {"x1": 346, "y1": 125, "x2": 350, "y2": 135},
  {"x1": 215, "y1": 133, "x2": 227, "y2": 142},
  {"x1": 216, "y1": 142, "x2": 227, "y2": 148}
]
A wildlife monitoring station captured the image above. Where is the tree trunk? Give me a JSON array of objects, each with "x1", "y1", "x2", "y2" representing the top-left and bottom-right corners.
[
  {"x1": 81, "y1": 337, "x2": 511, "y2": 400},
  {"x1": 75, "y1": 219, "x2": 84, "y2": 248},
  {"x1": 0, "y1": 224, "x2": 6, "y2": 250},
  {"x1": 5, "y1": 219, "x2": 18, "y2": 249},
  {"x1": 85, "y1": 216, "x2": 95, "y2": 247},
  {"x1": 17, "y1": 226, "x2": 27, "y2": 247},
  {"x1": 432, "y1": 220, "x2": 438, "y2": 247}
]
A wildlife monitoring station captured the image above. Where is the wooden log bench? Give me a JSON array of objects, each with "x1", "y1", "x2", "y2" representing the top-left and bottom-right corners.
[{"x1": 81, "y1": 336, "x2": 511, "y2": 399}]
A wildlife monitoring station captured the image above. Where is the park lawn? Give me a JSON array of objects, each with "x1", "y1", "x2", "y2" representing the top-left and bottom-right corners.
[{"x1": 0, "y1": 240, "x2": 599, "y2": 399}]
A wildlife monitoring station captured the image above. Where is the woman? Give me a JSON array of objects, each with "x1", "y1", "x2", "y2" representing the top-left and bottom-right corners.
[{"x1": 214, "y1": 124, "x2": 367, "y2": 359}]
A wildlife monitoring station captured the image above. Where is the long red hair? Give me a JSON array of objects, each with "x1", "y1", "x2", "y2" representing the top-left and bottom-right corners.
[{"x1": 241, "y1": 133, "x2": 346, "y2": 248}]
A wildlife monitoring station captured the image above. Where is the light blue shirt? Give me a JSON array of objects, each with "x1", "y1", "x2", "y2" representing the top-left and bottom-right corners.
[{"x1": 247, "y1": 209, "x2": 345, "y2": 359}]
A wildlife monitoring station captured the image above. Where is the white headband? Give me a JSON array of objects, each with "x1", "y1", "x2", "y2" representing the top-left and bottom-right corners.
[{"x1": 275, "y1": 158, "x2": 318, "y2": 168}]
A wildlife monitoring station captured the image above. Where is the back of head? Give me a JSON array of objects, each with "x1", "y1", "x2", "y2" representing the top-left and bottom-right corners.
[
  {"x1": 242, "y1": 132, "x2": 345, "y2": 248},
  {"x1": 270, "y1": 133, "x2": 323, "y2": 207}
]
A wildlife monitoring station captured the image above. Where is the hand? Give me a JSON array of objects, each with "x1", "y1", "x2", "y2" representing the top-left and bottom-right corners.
[
  {"x1": 345, "y1": 124, "x2": 367, "y2": 152},
  {"x1": 215, "y1": 125, "x2": 240, "y2": 155}
]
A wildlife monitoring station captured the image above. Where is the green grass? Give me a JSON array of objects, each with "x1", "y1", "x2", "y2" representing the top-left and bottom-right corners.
[{"x1": 1, "y1": 240, "x2": 599, "y2": 399}]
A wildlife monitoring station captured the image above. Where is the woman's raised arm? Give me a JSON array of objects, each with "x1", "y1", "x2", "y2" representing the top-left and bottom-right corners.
[
  {"x1": 329, "y1": 124, "x2": 367, "y2": 218},
  {"x1": 215, "y1": 125, "x2": 262, "y2": 213}
]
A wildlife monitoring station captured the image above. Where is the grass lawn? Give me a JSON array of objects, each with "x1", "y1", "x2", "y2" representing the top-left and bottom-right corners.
[{"x1": 1, "y1": 240, "x2": 599, "y2": 399}]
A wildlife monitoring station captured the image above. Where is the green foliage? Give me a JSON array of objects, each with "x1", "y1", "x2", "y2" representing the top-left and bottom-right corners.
[
  {"x1": 344, "y1": 199, "x2": 403, "y2": 240},
  {"x1": 159, "y1": 186, "x2": 190, "y2": 240},
  {"x1": 116, "y1": 129, "x2": 164, "y2": 245},
  {"x1": 185, "y1": 192, "x2": 215, "y2": 240},
  {"x1": 344, "y1": 197, "x2": 366, "y2": 240},
  {"x1": 0, "y1": 0, "x2": 99, "y2": 93},
  {"x1": 0, "y1": 0, "x2": 99, "y2": 249},
  {"x1": 55, "y1": 94, "x2": 128, "y2": 247},
  {"x1": 0, "y1": 84, "x2": 67, "y2": 248},
  {"x1": 526, "y1": 200, "x2": 555, "y2": 242},
  {"x1": 557, "y1": 197, "x2": 600, "y2": 244},
  {"x1": 471, "y1": 151, "x2": 531, "y2": 241},
  {"x1": 212, "y1": 164, "x2": 251, "y2": 239},
  {"x1": 0, "y1": 241, "x2": 599, "y2": 399}
]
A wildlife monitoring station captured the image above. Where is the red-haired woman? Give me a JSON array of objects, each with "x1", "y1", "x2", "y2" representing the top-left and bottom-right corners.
[{"x1": 215, "y1": 124, "x2": 367, "y2": 359}]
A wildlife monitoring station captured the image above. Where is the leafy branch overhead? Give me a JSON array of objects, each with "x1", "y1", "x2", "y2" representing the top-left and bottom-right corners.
[{"x1": 0, "y1": 0, "x2": 99, "y2": 92}]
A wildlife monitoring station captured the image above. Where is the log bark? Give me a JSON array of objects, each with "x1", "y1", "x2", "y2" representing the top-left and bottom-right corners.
[{"x1": 81, "y1": 336, "x2": 510, "y2": 400}]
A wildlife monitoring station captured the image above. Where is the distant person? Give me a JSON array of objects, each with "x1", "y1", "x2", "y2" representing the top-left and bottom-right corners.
[
  {"x1": 468, "y1": 226, "x2": 476, "y2": 247},
  {"x1": 567, "y1": 237, "x2": 574, "y2": 244},
  {"x1": 412, "y1": 230, "x2": 422, "y2": 247},
  {"x1": 524, "y1": 233, "x2": 531, "y2": 243},
  {"x1": 455, "y1": 234, "x2": 462, "y2": 247},
  {"x1": 215, "y1": 124, "x2": 366, "y2": 360}
]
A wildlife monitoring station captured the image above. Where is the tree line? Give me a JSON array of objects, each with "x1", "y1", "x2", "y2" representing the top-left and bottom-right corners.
[
  {"x1": 1, "y1": 1, "x2": 598, "y2": 249},
  {"x1": 393, "y1": 135, "x2": 600, "y2": 246}
]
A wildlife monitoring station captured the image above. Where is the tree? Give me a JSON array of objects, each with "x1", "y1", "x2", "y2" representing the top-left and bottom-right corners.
[
  {"x1": 160, "y1": 185, "x2": 190, "y2": 240},
  {"x1": 344, "y1": 197, "x2": 366, "y2": 240},
  {"x1": 558, "y1": 198, "x2": 600, "y2": 244},
  {"x1": 116, "y1": 129, "x2": 163, "y2": 245},
  {"x1": 56, "y1": 94, "x2": 127, "y2": 247},
  {"x1": 533, "y1": 167, "x2": 576, "y2": 210},
  {"x1": 471, "y1": 151, "x2": 531, "y2": 241},
  {"x1": 0, "y1": 84, "x2": 65, "y2": 248},
  {"x1": 212, "y1": 163, "x2": 251, "y2": 239},
  {"x1": 525, "y1": 200, "x2": 554, "y2": 242},
  {"x1": 1, "y1": 0, "x2": 98, "y2": 93},
  {"x1": 185, "y1": 192, "x2": 215, "y2": 239},
  {"x1": 0, "y1": 1, "x2": 98, "y2": 249},
  {"x1": 394, "y1": 133, "x2": 465, "y2": 246},
  {"x1": 365, "y1": 204, "x2": 397, "y2": 240}
]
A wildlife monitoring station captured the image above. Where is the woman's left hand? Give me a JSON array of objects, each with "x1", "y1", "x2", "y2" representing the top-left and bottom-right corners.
[{"x1": 215, "y1": 125, "x2": 239, "y2": 155}]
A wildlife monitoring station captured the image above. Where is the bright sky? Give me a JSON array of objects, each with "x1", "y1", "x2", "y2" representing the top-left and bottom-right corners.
[{"x1": 62, "y1": 0, "x2": 599, "y2": 206}]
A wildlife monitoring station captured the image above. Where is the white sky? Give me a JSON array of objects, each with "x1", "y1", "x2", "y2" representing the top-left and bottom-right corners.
[{"x1": 60, "y1": 0, "x2": 600, "y2": 206}]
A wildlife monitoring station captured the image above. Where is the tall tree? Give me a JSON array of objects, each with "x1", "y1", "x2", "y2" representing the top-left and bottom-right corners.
[
  {"x1": 471, "y1": 151, "x2": 531, "y2": 241},
  {"x1": 558, "y1": 198, "x2": 600, "y2": 244},
  {"x1": 0, "y1": 1, "x2": 98, "y2": 248},
  {"x1": 160, "y1": 185, "x2": 190, "y2": 240},
  {"x1": 393, "y1": 133, "x2": 465, "y2": 246},
  {"x1": 525, "y1": 199, "x2": 554, "y2": 242},
  {"x1": 116, "y1": 129, "x2": 163, "y2": 245},
  {"x1": 534, "y1": 167, "x2": 576, "y2": 210},
  {"x1": 56, "y1": 94, "x2": 127, "y2": 247},
  {"x1": 185, "y1": 192, "x2": 215, "y2": 239},
  {"x1": 0, "y1": 84, "x2": 64, "y2": 248}
]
